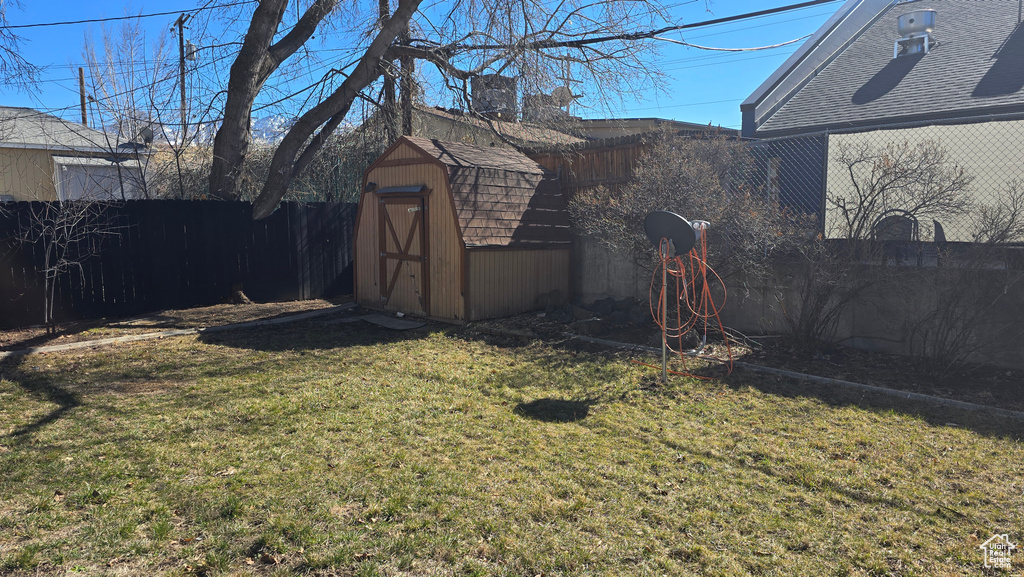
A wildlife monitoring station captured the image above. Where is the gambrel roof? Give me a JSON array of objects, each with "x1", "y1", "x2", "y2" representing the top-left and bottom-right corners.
[{"x1": 394, "y1": 137, "x2": 571, "y2": 247}]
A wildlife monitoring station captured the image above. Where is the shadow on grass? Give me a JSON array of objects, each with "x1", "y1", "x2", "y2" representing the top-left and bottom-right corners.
[
  {"x1": 1, "y1": 356, "x2": 81, "y2": 438},
  {"x1": 0, "y1": 319, "x2": 107, "y2": 352},
  {"x1": 464, "y1": 328, "x2": 1024, "y2": 440},
  {"x1": 197, "y1": 315, "x2": 433, "y2": 352},
  {"x1": 723, "y1": 369, "x2": 1024, "y2": 440},
  {"x1": 514, "y1": 398, "x2": 595, "y2": 423}
]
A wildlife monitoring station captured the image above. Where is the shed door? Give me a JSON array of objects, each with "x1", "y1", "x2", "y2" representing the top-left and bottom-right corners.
[{"x1": 378, "y1": 196, "x2": 429, "y2": 315}]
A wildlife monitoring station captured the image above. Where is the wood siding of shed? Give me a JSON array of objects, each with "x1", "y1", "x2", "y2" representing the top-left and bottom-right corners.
[
  {"x1": 0, "y1": 148, "x2": 57, "y2": 200},
  {"x1": 355, "y1": 142, "x2": 465, "y2": 320},
  {"x1": 465, "y1": 247, "x2": 570, "y2": 320}
]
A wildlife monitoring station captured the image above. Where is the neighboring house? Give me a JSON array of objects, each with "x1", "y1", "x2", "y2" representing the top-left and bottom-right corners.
[
  {"x1": 0, "y1": 106, "x2": 145, "y2": 202},
  {"x1": 349, "y1": 100, "x2": 735, "y2": 211},
  {"x1": 567, "y1": 117, "x2": 722, "y2": 140},
  {"x1": 412, "y1": 105, "x2": 587, "y2": 148},
  {"x1": 741, "y1": 0, "x2": 1024, "y2": 241},
  {"x1": 408, "y1": 106, "x2": 737, "y2": 197}
]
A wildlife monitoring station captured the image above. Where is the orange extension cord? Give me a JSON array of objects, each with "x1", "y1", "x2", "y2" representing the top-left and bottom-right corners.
[{"x1": 634, "y1": 228, "x2": 734, "y2": 380}]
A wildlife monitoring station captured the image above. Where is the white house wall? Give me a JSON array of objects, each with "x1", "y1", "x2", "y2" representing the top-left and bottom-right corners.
[{"x1": 825, "y1": 120, "x2": 1024, "y2": 242}]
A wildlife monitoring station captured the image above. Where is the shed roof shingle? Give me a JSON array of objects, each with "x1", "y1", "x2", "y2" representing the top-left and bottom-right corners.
[{"x1": 400, "y1": 136, "x2": 571, "y2": 247}]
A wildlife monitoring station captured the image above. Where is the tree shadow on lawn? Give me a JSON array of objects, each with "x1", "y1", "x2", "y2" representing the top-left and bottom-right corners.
[
  {"x1": 723, "y1": 368, "x2": 1024, "y2": 440},
  {"x1": 1, "y1": 355, "x2": 82, "y2": 439},
  {"x1": 0, "y1": 319, "x2": 108, "y2": 352},
  {"x1": 197, "y1": 316, "x2": 433, "y2": 352},
  {"x1": 0, "y1": 340, "x2": 307, "y2": 440}
]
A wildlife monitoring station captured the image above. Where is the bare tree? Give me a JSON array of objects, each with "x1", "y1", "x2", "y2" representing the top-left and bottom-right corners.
[
  {"x1": 826, "y1": 140, "x2": 973, "y2": 240},
  {"x1": 0, "y1": 0, "x2": 39, "y2": 91},
  {"x1": 16, "y1": 200, "x2": 121, "y2": 332},
  {"x1": 205, "y1": 0, "x2": 679, "y2": 218},
  {"x1": 80, "y1": 14, "x2": 227, "y2": 200}
]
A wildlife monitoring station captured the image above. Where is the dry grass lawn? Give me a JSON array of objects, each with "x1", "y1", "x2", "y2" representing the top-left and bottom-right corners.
[{"x1": 1, "y1": 317, "x2": 1021, "y2": 576}]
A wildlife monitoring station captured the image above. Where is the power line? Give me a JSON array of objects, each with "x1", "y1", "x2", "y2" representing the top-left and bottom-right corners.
[
  {"x1": 684, "y1": 7, "x2": 837, "y2": 41},
  {"x1": 23, "y1": 0, "x2": 843, "y2": 127},
  {"x1": 673, "y1": 0, "x2": 841, "y2": 32},
  {"x1": 3, "y1": 0, "x2": 256, "y2": 30}
]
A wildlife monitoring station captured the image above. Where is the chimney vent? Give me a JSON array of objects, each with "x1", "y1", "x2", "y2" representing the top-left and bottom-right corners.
[{"x1": 894, "y1": 9, "x2": 936, "y2": 58}]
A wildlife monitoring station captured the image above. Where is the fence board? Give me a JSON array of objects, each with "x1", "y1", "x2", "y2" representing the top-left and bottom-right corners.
[{"x1": 0, "y1": 200, "x2": 356, "y2": 329}]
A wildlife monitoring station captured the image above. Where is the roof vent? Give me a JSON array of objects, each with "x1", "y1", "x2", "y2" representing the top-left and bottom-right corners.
[{"x1": 894, "y1": 9, "x2": 936, "y2": 58}]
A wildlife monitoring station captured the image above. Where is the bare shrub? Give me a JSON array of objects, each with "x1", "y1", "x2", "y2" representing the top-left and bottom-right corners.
[
  {"x1": 902, "y1": 180, "x2": 1024, "y2": 374},
  {"x1": 569, "y1": 133, "x2": 808, "y2": 282},
  {"x1": 774, "y1": 139, "x2": 977, "y2": 354},
  {"x1": 973, "y1": 179, "x2": 1024, "y2": 244},
  {"x1": 827, "y1": 140, "x2": 973, "y2": 240},
  {"x1": 16, "y1": 201, "x2": 123, "y2": 331}
]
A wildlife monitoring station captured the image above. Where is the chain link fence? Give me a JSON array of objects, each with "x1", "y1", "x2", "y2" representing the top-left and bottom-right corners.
[{"x1": 743, "y1": 114, "x2": 1024, "y2": 245}]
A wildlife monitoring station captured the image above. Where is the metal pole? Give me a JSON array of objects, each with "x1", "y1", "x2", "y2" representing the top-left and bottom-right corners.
[
  {"x1": 78, "y1": 68, "x2": 87, "y2": 127},
  {"x1": 661, "y1": 242, "x2": 668, "y2": 384}
]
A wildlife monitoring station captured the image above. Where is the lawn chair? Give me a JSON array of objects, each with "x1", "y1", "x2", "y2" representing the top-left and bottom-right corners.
[{"x1": 871, "y1": 210, "x2": 920, "y2": 265}]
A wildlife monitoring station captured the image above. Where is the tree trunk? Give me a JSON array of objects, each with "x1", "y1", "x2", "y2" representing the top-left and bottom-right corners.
[
  {"x1": 209, "y1": 0, "x2": 336, "y2": 200},
  {"x1": 251, "y1": 0, "x2": 422, "y2": 219}
]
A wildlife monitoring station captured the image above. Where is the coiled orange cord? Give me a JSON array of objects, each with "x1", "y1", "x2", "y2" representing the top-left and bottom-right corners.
[{"x1": 635, "y1": 229, "x2": 734, "y2": 380}]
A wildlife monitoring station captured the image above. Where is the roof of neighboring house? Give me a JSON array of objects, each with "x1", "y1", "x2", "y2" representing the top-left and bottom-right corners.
[
  {"x1": 0, "y1": 106, "x2": 124, "y2": 152},
  {"x1": 417, "y1": 105, "x2": 587, "y2": 147},
  {"x1": 748, "y1": 0, "x2": 1024, "y2": 137},
  {"x1": 52, "y1": 154, "x2": 144, "y2": 171},
  {"x1": 402, "y1": 136, "x2": 571, "y2": 247},
  {"x1": 567, "y1": 117, "x2": 734, "y2": 139}
]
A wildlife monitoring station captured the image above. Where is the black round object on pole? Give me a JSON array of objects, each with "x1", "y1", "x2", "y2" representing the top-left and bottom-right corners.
[{"x1": 644, "y1": 211, "x2": 696, "y2": 256}]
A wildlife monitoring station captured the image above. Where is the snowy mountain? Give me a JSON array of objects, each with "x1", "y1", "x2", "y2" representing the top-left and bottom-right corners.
[{"x1": 251, "y1": 115, "x2": 293, "y2": 143}]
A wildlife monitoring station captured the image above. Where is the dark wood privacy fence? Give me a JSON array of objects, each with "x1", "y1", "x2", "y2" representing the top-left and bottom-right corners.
[{"x1": 0, "y1": 201, "x2": 356, "y2": 329}]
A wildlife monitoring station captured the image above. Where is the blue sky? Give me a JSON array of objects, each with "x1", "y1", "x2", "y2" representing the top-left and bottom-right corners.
[{"x1": 0, "y1": 0, "x2": 840, "y2": 130}]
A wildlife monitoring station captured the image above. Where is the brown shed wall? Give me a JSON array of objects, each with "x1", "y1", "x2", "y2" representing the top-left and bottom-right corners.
[
  {"x1": 465, "y1": 247, "x2": 570, "y2": 321},
  {"x1": 355, "y1": 141, "x2": 465, "y2": 320}
]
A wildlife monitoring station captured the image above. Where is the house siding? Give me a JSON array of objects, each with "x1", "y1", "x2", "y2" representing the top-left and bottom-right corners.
[
  {"x1": 0, "y1": 147, "x2": 57, "y2": 200},
  {"x1": 825, "y1": 119, "x2": 1024, "y2": 242}
]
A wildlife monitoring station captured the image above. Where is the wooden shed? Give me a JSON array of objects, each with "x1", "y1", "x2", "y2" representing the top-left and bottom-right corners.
[{"x1": 354, "y1": 136, "x2": 571, "y2": 321}]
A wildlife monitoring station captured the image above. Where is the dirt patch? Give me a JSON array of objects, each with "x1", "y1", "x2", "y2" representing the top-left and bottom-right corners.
[{"x1": 0, "y1": 298, "x2": 350, "y2": 352}]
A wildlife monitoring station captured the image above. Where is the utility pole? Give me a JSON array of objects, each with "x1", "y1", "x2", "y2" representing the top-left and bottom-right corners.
[
  {"x1": 78, "y1": 68, "x2": 87, "y2": 127},
  {"x1": 174, "y1": 12, "x2": 192, "y2": 139}
]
